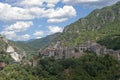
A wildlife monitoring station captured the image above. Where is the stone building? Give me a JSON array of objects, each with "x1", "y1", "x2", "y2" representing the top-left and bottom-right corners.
[
  {"x1": 89, "y1": 44, "x2": 106, "y2": 55},
  {"x1": 116, "y1": 50, "x2": 120, "y2": 60},
  {"x1": 38, "y1": 41, "x2": 120, "y2": 61},
  {"x1": 105, "y1": 49, "x2": 120, "y2": 60}
]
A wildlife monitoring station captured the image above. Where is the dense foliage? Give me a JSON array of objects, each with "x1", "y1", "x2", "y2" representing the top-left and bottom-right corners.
[
  {"x1": 0, "y1": 54, "x2": 120, "y2": 80},
  {"x1": 0, "y1": 51, "x2": 13, "y2": 64},
  {"x1": 0, "y1": 37, "x2": 7, "y2": 51},
  {"x1": 98, "y1": 34, "x2": 120, "y2": 50}
]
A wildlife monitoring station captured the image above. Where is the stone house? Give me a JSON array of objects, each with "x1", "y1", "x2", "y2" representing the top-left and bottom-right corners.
[
  {"x1": 115, "y1": 50, "x2": 120, "y2": 60},
  {"x1": 64, "y1": 47, "x2": 75, "y2": 58},
  {"x1": 78, "y1": 44, "x2": 88, "y2": 52},
  {"x1": 105, "y1": 49, "x2": 120, "y2": 60},
  {"x1": 89, "y1": 44, "x2": 106, "y2": 55},
  {"x1": 41, "y1": 48, "x2": 56, "y2": 58},
  {"x1": 54, "y1": 48, "x2": 64, "y2": 59}
]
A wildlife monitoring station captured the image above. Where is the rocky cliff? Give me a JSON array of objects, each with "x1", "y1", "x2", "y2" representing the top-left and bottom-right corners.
[{"x1": 0, "y1": 35, "x2": 26, "y2": 62}]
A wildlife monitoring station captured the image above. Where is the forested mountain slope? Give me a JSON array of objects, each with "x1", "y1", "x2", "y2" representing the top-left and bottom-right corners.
[{"x1": 57, "y1": 1, "x2": 120, "y2": 48}]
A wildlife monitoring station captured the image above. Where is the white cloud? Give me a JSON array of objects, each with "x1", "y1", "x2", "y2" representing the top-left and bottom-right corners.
[
  {"x1": 1, "y1": 30, "x2": 30, "y2": 41},
  {"x1": 17, "y1": 34, "x2": 30, "y2": 41},
  {"x1": 45, "y1": 0, "x2": 60, "y2": 8},
  {"x1": 35, "y1": 36, "x2": 42, "y2": 39},
  {"x1": 0, "y1": 31, "x2": 16, "y2": 40},
  {"x1": 33, "y1": 31, "x2": 44, "y2": 36},
  {"x1": 5, "y1": 21, "x2": 33, "y2": 32},
  {"x1": 32, "y1": 30, "x2": 43, "y2": 39},
  {"x1": 47, "y1": 18, "x2": 68, "y2": 23},
  {"x1": 20, "y1": 0, "x2": 43, "y2": 7},
  {"x1": 62, "y1": 0, "x2": 120, "y2": 8},
  {"x1": 0, "y1": 21, "x2": 33, "y2": 41},
  {"x1": 0, "y1": 2, "x2": 76, "y2": 23},
  {"x1": 28, "y1": 7, "x2": 45, "y2": 17},
  {"x1": 43, "y1": 6, "x2": 76, "y2": 23},
  {"x1": 0, "y1": 0, "x2": 119, "y2": 23},
  {"x1": 19, "y1": 0, "x2": 60, "y2": 8},
  {"x1": 48, "y1": 6, "x2": 76, "y2": 18},
  {"x1": 48, "y1": 26, "x2": 63, "y2": 33},
  {"x1": 0, "y1": 2, "x2": 46, "y2": 21},
  {"x1": 63, "y1": 0, "x2": 99, "y2": 3},
  {"x1": 0, "y1": 2, "x2": 34, "y2": 21}
]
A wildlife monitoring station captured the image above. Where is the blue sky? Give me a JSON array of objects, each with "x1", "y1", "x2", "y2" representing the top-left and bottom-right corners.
[{"x1": 0, "y1": 0, "x2": 119, "y2": 41}]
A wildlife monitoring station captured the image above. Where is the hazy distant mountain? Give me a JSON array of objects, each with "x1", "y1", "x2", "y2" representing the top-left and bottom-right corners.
[{"x1": 14, "y1": 33, "x2": 61, "y2": 53}]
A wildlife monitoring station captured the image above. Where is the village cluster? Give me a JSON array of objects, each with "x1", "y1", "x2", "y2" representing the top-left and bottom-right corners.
[{"x1": 39, "y1": 40, "x2": 120, "y2": 61}]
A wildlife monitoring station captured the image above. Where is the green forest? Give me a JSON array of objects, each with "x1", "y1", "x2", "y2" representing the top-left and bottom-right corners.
[{"x1": 0, "y1": 53, "x2": 120, "y2": 80}]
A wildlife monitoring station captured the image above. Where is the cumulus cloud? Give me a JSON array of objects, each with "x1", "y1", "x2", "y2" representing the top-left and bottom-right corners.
[
  {"x1": 19, "y1": 0, "x2": 43, "y2": 7},
  {"x1": 16, "y1": 34, "x2": 30, "y2": 41},
  {"x1": 4, "y1": 21, "x2": 33, "y2": 32},
  {"x1": 43, "y1": 6, "x2": 76, "y2": 23},
  {"x1": 0, "y1": 1, "x2": 76, "y2": 40},
  {"x1": 1, "y1": 21, "x2": 33, "y2": 41},
  {"x1": 47, "y1": 18, "x2": 68, "y2": 23},
  {"x1": 33, "y1": 31, "x2": 44, "y2": 36},
  {"x1": 0, "y1": 31, "x2": 16, "y2": 40},
  {"x1": 48, "y1": 26, "x2": 63, "y2": 33},
  {"x1": 0, "y1": 0, "x2": 119, "y2": 23},
  {"x1": 0, "y1": 2, "x2": 76, "y2": 23},
  {"x1": 0, "y1": 2, "x2": 34, "y2": 21},
  {"x1": 1, "y1": 31, "x2": 30, "y2": 41},
  {"x1": 0, "y1": 2, "x2": 46, "y2": 21},
  {"x1": 63, "y1": 0, "x2": 99, "y2": 3},
  {"x1": 62, "y1": 0, "x2": 120, "y2": 8},
  {"x1": 19, "y1": 0, "x2": 60, "y2": 8},
  {"x1": 44, "y1": 0, "x2": 61, "y2": 8}
]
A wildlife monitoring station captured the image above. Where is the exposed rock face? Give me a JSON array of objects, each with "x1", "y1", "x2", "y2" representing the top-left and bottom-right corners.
[
  {"x1": 6, "y1": 45, "x2": 22, "y2": 62},
  {"x1": 0, "y1": 35, "x2": 25, "y2": 62}
]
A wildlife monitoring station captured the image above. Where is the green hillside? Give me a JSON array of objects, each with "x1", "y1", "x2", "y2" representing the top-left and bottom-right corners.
[
  {"x1": 0, "y1": 36, "x2": 7, "y2": 51},
  {"x1": 27, "y1": 33, "x2": 61, "y2": 50},
  {"x1": 97, "y1": 34, "x2": 120, "y2": 50},
  {"x1": 56, "y1": 1, "x2": 120, "y2": 48}
]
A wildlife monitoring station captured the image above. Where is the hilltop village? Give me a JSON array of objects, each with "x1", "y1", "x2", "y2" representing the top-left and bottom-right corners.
[{"x1": 38, "y1": 40, "x2": 120, "y2": 61}]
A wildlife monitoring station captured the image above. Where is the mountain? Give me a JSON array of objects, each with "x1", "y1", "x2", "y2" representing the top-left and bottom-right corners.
[
  {"x1": 16, "y1": 1, "x2": 120, "y2": 52},
  {"x1": 14, "y1": 33, "x2": 61, "y2": 53},
  {"x1": 27, "y1": 32, "x2": 61, "y2": 50},
  {"x1": 58, "y1": 1, "x2": 120, "y2": 47}
]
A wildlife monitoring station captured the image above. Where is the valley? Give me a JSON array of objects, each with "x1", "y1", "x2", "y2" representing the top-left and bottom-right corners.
[{"x1": 0, "y1": 1, "x2": 120, "y2": 80}]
